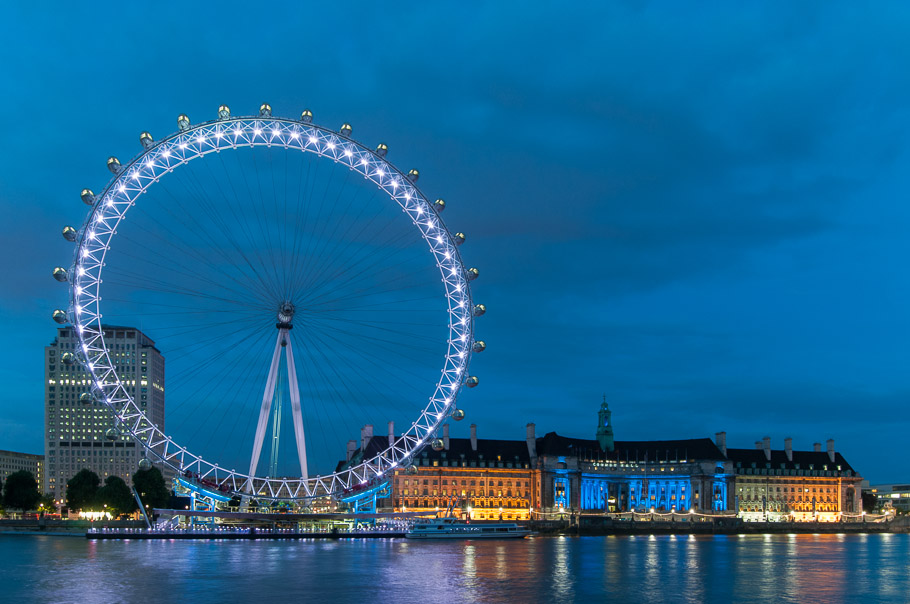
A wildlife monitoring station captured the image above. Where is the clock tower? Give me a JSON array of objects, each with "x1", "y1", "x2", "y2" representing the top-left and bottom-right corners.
[{"x1": 596, "y1": 395, "x2": 614, "y2": 452}]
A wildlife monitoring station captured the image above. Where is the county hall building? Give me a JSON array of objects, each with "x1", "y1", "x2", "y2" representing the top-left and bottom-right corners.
[{"x1": 343, "y1": 399, "x2": 863, "y2": 522}]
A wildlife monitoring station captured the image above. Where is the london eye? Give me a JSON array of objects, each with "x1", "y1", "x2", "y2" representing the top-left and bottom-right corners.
[{"x1": 53, "y1": 104, "x2": 484, "y2": 501}]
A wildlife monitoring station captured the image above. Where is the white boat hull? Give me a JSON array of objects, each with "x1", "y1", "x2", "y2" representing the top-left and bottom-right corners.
[{"x1": 406, "y1": 520, "x2": 531, "y2": 539}]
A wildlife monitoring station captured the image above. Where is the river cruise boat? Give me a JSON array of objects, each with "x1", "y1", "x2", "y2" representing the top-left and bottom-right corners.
[{"x1": 406, "y1": 517, "x2": 532, "y2": 539}]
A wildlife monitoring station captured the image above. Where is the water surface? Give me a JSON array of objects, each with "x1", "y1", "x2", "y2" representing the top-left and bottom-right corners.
[{"x1": 1, "y1": 533, "x2": 906, "y2": 603}]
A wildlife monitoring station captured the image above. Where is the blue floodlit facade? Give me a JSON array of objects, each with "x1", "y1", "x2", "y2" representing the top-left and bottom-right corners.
[
  {"x1": 530, "y1": 401, "x2": 736, "y2": 514},
  {"x1": 534, "y1": 433, "x2": 735, "y2": 514}
]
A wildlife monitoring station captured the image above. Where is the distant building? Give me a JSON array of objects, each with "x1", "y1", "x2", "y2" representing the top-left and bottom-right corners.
[
  {"x1": 44, "y1": 326, "x2": 165, "y2": 504},
  {"x1": 0, "y1": 450, "x2": 43, "y2": 488},
  {"x1": 725, "y1": 436, "x2": 863, "y2": 521},
  {"x1": 868, "y1": 483, "x2": 910, "y2": 513}
]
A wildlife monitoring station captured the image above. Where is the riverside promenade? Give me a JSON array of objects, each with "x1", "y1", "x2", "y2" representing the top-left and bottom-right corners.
[
  {"x1": 3, "y1": 515, "x2": 908, "y2": 539},
  {"x1": 545, "y1": 514, "x2": 910, "y2": 535}
]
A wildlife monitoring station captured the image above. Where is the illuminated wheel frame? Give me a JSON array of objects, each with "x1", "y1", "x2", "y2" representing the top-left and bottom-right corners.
[{"x1": 67, "y1": 108, "x2": 478, "y2": 500}]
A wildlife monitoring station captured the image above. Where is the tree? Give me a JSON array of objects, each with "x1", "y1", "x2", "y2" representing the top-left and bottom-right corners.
[
  {"x1": 37, "y1": 493, "x2": 57, "y2": 514},
  {"x1": 133, "y1": 467, "x2": 170, "y2": 511},
  {"x1": 862, "y1": 491, "x2": 878, "y2": 513},
  {"x1": 96, "y1": 476, "x2": 138, "y2": 517},
  {"x1": 66, "y1": 469, "x2": 101, "y2": 512},
  {"x1": 3, "y1": 470, "x2": 41, "y2": 512}
]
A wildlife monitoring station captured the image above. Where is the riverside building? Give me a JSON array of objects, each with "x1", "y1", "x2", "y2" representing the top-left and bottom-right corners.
[
  {"x1": 339, "y1": 400, "x2": 864, "y2": 522},
  {"x1": 0, "y1": 450, "x2": 44, "y2": 487},
  {"x1": 44, "y1": 326, "x2": 165, "y2": 504},
  {"x1": 529, "y1": 400, "x2": 734, "y2": 515},
  {"x1": 725, "y1": 435, "x2": 863, "y2": 522},
  {"x1": 343, "y1": 423, "x2": 534, "y2": 521}
]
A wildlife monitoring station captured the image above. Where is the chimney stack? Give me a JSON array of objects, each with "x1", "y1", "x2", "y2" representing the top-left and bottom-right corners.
[
  {"x1": 443, "y1": 423, "x2": 450, "y2": 450},
  {"x1": 762, "y1": 436, "x2": 771, "y2": 461},
  {"x1": 361, "y1": 424, "x2": 373, "y2": 451},
  {"x1": 813, "y1": 442, "x2": 821, "y2": 452},
  {"x1": 715, "y1": 431, "x2": 727, "y2": 456},
  {"x1": 388, "y1": 421, "x2": 395, "y2": 446},
  {"x1": 470, "y1": 423, "x2": 477, "y2": 451},
  {"x1": 827, "y1": 438, "x2": 835, "y2": 463},
  {"x1": 754, "y1": 441, "x2": 762, "y2": 450},
  {"x1": 784, "y1": 437, "x2": 793, "y2": 462},
  {"x1": 526, "y1": 423, "x2": 537, "y2": 459},
  {"x1": 346, "y1": 439, "x2": 356, "y2": 462}
]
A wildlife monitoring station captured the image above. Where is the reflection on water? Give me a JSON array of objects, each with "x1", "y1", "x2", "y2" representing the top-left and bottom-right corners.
[
  {"x1": 552, "y1": 536, "x2": 573, "y2": 601},
  {"x1": 0, "y1": 534, "x2": 907, "y2": 603}
]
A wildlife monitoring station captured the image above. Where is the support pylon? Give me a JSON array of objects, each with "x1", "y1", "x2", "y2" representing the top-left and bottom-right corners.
[{"x1": 249, "y1": 302, "x2": 308, "y2": 481}]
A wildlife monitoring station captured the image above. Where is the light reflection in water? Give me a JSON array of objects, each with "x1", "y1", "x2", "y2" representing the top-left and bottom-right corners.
[
  {"x1": 493, "y1": 544, "x2": 508, "y2": 581},
  {"x1": 552, "y1": 536, "x2": 574, "y2": 601},
  {"x1": 462, "y1": 543, "x2": 476, "y2": 589},
  {"x1": 0, "y1": 534, "x2": 908, "y2": 603}
]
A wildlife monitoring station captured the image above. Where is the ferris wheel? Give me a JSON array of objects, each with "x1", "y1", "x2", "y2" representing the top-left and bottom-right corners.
[{"x1": 53, "y1": 104, "x2": 485, "y2": 500}]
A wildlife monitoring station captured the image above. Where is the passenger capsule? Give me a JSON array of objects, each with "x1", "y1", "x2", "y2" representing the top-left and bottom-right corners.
[
  {"x1": 62, "y1": 226, "x2": 77, "y2": 242},
  {"x1": 218, "y1": 104, "x2": 231, "y2": 119},
  {"x1": 465, "y1": 376, "x2": 479, "y2": 388},
  {"x1": 61, "y1": 352, "x2": 75, "y2": 365},
  {"x1": 177, "y1": 114, "x2": 190, "y2": 131},
  {"x1": 52, "y1": 267, "x2": 68, "y2": 282},
  {"x1": 454, "y1": 232, "x2": 465, "y2": 246},
  {"x1": 139, "y1": 131, "x2": 154, "y2": 149},
  {"x1": 260, "y1": 103, "x2": 272, "y2": 117},
  {"x1": 138, "y1": 458, "x2": 152, "y2": 471},
  {"x1": 473, "y1": 304, "x2": 486, "y2": 317},
  {"x1": 407, "y1": 169, "x2": 419, "y2": 182},
  {"x1": 105, "y1": 428, "x2": 120, "y2": 441},
  {"x1": 300, "y1": 109, "x2": 313, "y2": 123},
  {"x1": 434, "y1": 199, "x2": 446, "y2": 213},
  {"x1": 80, "y1": 392, "x2": 94, "y2": 405},
  {"x1": 472, "y1": 341, "x2": 486, "y2": 353},
  {"x1": 375, "y1": 143, "x2": 388, "y2": 157},
  {"x1": 106, "y1": 157, "x2": 121, "y2": 174},
  {"x1": 81, "y1": 189, "x2": 95, "y2": 205},
  {"x1": 452, "y1": 409, "x2": 465, "y2": 421},
  {"x1": 431, "y1": 438, "x2": 445, "y2": 451},
  {"x1": 52, "y1": 309, "x2": 68, "y2": 324},
  {"x1": 340, "y1": 123, "x2": 352, "y2": 137},
  {"x1": 406, "y1": 465, "x2": 419, "y2": 475},
  {"x1": 466, "y1": 267, "x2": 479, "y2": 281}
]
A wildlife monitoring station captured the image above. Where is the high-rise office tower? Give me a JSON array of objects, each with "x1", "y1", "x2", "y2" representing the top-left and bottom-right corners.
[{"x1": 44, "y1": 326, "x2": 164, "y2": 504}]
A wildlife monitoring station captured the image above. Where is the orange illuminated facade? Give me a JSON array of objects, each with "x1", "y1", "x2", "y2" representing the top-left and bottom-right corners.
[{"x1": 728, "y1": 437, "x2": 863, "y2": 521}]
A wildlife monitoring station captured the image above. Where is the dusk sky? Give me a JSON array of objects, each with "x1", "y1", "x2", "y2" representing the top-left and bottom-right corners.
[{"x1": 2, "y1": 3, "x2": 909, "y2": 483}]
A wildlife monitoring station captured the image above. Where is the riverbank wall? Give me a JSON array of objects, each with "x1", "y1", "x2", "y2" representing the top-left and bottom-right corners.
[
  {"x1": 0, "y1": 518, "x2": 145, "y2": 536},
  {"x1": 533, "y1": 515, "x2": 910, "y2": 536}
]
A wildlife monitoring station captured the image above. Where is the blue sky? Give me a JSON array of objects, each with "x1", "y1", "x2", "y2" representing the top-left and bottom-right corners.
[{"x1": 2, "y1": 3, "x2": 909, "y2": 483}]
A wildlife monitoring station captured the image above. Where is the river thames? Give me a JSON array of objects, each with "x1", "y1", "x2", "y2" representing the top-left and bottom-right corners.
[{"x1": 1, "y1": 533, "x2": 907, "y2": 603}]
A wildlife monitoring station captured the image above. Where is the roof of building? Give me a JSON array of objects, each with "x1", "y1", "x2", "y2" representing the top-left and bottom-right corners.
[
  {"x1": 0, "y1": 450, "x2": 44, "y2": 459},
  {"x1": 337, "y1": 435, "x2": 532, "y2": 473},
  {"x1": 535, "y1": 431, "x2": 725, "y2": 462},
  {"x1": 335, "y1": 429, "x2": 859, "y2": 475},
  {"x1": 724, "y1": 447, "x2": 856, "y2": 474}
]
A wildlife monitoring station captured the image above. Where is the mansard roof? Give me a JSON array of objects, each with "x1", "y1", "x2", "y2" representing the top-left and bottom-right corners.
[
  {"x1": 337, "y1": 435, "x2": 532, "y2": 473},
  {"x1": 724, "y1": 448, "x2": 856, "y2": 474},
  {"x1": 535, "y1": 431, "x2": 725, "y2": 462}
]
